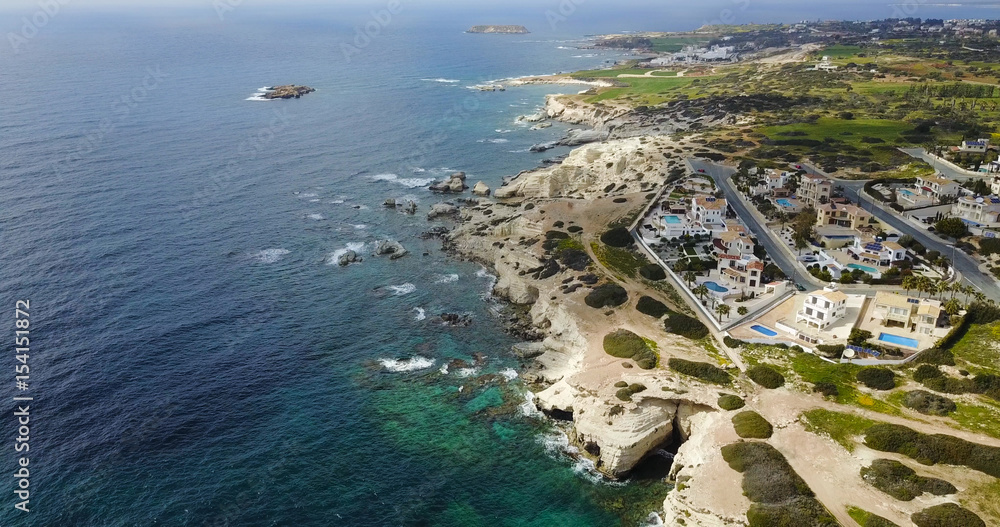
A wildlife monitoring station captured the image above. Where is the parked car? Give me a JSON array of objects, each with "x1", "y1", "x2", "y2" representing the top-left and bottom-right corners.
[
  {"x1": 697, "y1": 168, "x2": 706, "y2": 173},
  {"x1": 795, "y1": 283, "x2": 807, "y2": 291}
]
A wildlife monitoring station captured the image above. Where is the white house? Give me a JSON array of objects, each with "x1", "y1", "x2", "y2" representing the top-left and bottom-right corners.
[
  {"x1": 847, "y1": 237, "x2": 907, "y2": 266},
  {"x1": 953, "y1": 195, "x2": 1000, "y2": 225},
  {"x1": 959, "y1": 138, "x2": 990, "y2": 154},
  {"x1": 815, "y1": 55, "x2": 838, "y2": 71},
  {"x1": 795, "y1": 284, "x2": 848, "y2": 330},
  {"x1": 714, "y1": 228, "x2": 755, "y2": 259},
  {"x1": 689, "y1": 196, "x2": 727, "y2": 226},
  {"x1": 914, "y1": 174, "x2": 961, "y2": 202}
]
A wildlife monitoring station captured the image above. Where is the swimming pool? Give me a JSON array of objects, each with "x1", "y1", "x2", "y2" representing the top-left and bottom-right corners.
[
  {"x1": 663, "y1": 215, "x2": 682, "y2": 224},
  {"x1": 703, "y1": 281, "x2": 728, "y2": 293},
  {"x1": 776, "y1": 199, "x2": 794, "y2": 208},
  {"x1": 751, "y1": 325, "x2": 778, "y2": 337},
  {"x1": 847, "y1": 263, "x2": 878, "y2": 274},
  {"x1": 878, "y1": 333, "x2": 919, "y2": 348},
  {"x1": 898, "y1": 188, "x2": 915, "y2": 196}
]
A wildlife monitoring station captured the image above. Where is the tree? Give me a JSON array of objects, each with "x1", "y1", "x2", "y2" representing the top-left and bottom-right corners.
[
  {"x1": 944, "y1": 298, "x2": 961, "y2": 316},
  {"x1": 934, "y1": 217, "x2": 970, "y2": 239},
  {"x1": 792, "y1": 207, "x2": 817, "y2": 252},
  {"x1": 716, "y1": 303, "x2": 731, "y2": 322},
  {"x1": 737, "y1": 306, "x2": 748, "y2": 317},
  {"x1": 683, "y1": 271, "x2": 697, "y2": 288},
  {"x1": 693, "y1": 284, "x2": 709, "y2": 301},
  {"x1": 902, "y1": 275, "x2": 916, "y2": 296}
]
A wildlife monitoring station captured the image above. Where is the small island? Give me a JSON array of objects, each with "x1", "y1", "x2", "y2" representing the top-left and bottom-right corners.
[
  {"x1": 263, "y1": 85, "x2": 315, "y2": 99},
  {"x1": 466, "y1": 25, "x2": 529, "y2": 34}
]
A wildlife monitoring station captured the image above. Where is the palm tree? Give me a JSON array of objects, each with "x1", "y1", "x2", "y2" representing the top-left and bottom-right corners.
[
  {"x1": 902, "y1": 275, "x2": 915, "y2": 296},
  {"x1": 737, "y1": 306, "x2": 749, "y2": 317},
  {"x1": 944, "y1": 298, "x2": 961, "y2": 316},
  {"x1": 684, "y1": 271, "x2": 697, "y2": 288},
  {"x1": 716, "y1": 304, "x2": 731, "y2": 322},
  {"x1": 693, "y1": 284, "x2": 709, "y2": 301}
]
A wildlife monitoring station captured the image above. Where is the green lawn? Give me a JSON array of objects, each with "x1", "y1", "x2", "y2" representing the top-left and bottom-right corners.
[
  {"x1": 585, "y1": 76, "x2": 708, "y2": 105},
  {"x1": 571, "y1": 68, "x2": 655, "y2": 78},
  {"x1": 650, "y1": 36, "x2": 709, "y2": 53},
  {"x1": 948, "y1": 321, "x2": 1000, "y2": 375},
  {"x1": 800, "y1": 408, "x2": 878, "y2": 452},
  {"x1": 820, "y1": 44, "x2": 864, "y2": 59},
  {"x1": 762, "y1": 117, "x2": 914, "y2": 145},
  {"x1": 790, "y1": 353, "x2": 901, "y2": 416}
]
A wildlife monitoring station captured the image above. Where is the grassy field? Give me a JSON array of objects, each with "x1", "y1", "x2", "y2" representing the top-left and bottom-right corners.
[
  {"x1": 585, "y1": 76, "x2": 710, "y2": 105},
  {"x1": 762, "y1": 117, "x2": 914, "y2": 145},
  {"x1": 650, "y1": 36, "x2": 709, "y2": 53},
  {"x1": 948, "y1": 321, "x2": 1000, "y2": 376},
  {"x1": 962, "y1": 478, "x2": 1000, "y2": 523},
  {"x1": 571, "y1": 68, "x2": 654, "y2": 78},
  {"x1": 800, "y1": 408, "x2": 878, "y2": 452},
  {"x1": 950, "y1": 399, "x2": 1000, "y2": 440},
  {"x1": 790, "y1": 353, "x2": 902, "y2": 416}
]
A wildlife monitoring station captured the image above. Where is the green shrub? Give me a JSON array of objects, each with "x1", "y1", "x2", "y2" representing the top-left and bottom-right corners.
[
  {"x1": 718, "y1": 394, "x2": 745, "y2": 410},
  {"x1": 616, "y1": 383, "x2": 647, "y2": 402},
  {"x1": 913, "y1": 364, "x2": 943, "y2": 382},
  {"x1": 816, "y1": 344, "x2": 845, "y2": 358},
  {"x1": 864, "y1": 424, "x2": 1000, "y2": 478},
  {"x1": 860, "y1": 459, "x2": 956, "y2": 501},
  {"x1": 638, "y1": 264, "x2": 666, "y2": 281},
  {"x1": 545, "y1": 230, "x2": 569, "y2": 240},
  {"x1": 664, "y1": 312, "x2": 709, "y2": 340},
  {"x1": 600, "y1": 227, "x2": 635, "y2": 248},
  {"x1": 747, "y1": 365, "x2": 785, "y2": 389},
  {"x1": 913, "y1": 348, "x2": 956, "y2": 366},
  {"x1": 603, "y1": 330, "x2": 658, "y2": 370},
  {"x1": 857, "y1": 368, "x2": 896, "y2": 391},
  {"x1": 911, "y1": 503, "x2": 985, "y2": 527},
  {"x1": 614, "y1": 381, "x2": 629, "y2": 388},
  {"x1": 668, "y1": 358, "x2": 731, "y2": 385},
  {"x1": 849, "y1": 328, "x2": 873, "y2": 346},
  {"x1": 746, "y1": 497, "x2": 839, "y2": 527},
  {"x1": 585, "y1": 283, "x2": 629, "y2": 308},
  {"x1": 723, "y1": 336, "x2": 748, "y2": 348},
  {"x1": 732, "y1": 411, "x2": 773, "y2": 439},
  {"x1": 636, "y1": 296, "x2": 670, "y2": 318},
  {"x1": 812, "y1": 382, "x2": 839, "y2": 397},
  {"x1": 567, "y1": 225, "x2": 583, "y2": 233},
  {"x1": 903, "y1": 390, "x2": 956, "y2": 416}
]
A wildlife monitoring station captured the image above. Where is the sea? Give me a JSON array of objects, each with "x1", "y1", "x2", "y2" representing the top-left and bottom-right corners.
[{"x1": 0, "y1": 2, "x2": 977, "y2": 526}]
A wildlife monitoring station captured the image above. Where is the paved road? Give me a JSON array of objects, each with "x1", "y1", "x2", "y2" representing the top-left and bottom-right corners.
[
  {"x1": 838, "y1": 182, "x2": 1000, "y2": 298},
  {"x1": 688, "y1": 159, "x2": 822, "y2": 291},
  {"x1": 900, "y1": 147, "x2": 982, "y2": 181}
]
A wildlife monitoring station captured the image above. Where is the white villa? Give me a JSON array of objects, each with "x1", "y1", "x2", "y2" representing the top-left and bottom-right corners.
[
  {"x1": 953, "y1": 195, "x2": 1000, "y2": 225},
  {"x1": 795, "y1": 284, "x2": 848, "y2": 330},
  {"x1": 914, "y1": 174, "x2": 961, "y2": 203},
  {"x1": 714, "y1": 225, "x2": 756, "y2": 259},
  {"x1": 959, "y1": 138, "x2": 990, "y2": 154},
  {"x1": 815, "y1": 55, "x2": 838, "y2": 71},
  {"x1": 716, "y1": 255, "x2": 767, "y2": 292},
  {"x1": 846, "y1": 237, "x2": 906, "y2": 266},
  {"x1": 870, "y1": 292, "x2": 945, "y2": 337},
  {"x1": 798, "y1": 174, "x2": 833, "y2": 208},
  {"x1": 689, "y1": 196, "x2": 728, "y2": 226}
]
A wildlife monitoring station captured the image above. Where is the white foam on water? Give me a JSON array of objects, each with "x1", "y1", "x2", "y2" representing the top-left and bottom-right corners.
[
  {"x1": 641, "y1": 513, "x2": 665, "y2": 527},
  {"x1": 476, "y1": 267, "x2": 498, "y2": 297},
  {"x1": 495, "y1": 129, "x2": 514, "y2": 134},
  {"x1": 413, "y1": 307, "x2": 426, "y2": 321},
  {"x1": 299, "y1": 192, "x2": 318, "y2": 198},
  {"x1": 329, "y1": 199, "x2": 345, "y2": 204},
  {"x1": 456, "y1": 367, "x2": 479, "y2": 378},
  {"x1": 326, "y1": 242, "x2": 367, "y2": 265},
  {"x1": 369, "y1": 173, "x2": 436, "y2": 189},
  {"x1": 388, "y1": 283, "x2": 416, "y2": 296},
  {"x1": 307, "y1": 213, "x2": 325, "y2": 221},
  {"x1": 421, "y1": 78, "x2": 461, "y2": 83},
  {"x1": 245, "y1": 94, "x2": 273, "y2": 101},
  {"x1": 353, "y1": 224, "x2": 367, "y2": 230},
  {"x1": 434, "y1": 273, "x2": 460, "y2": 284},
  {"x1": 519, "y1": 390, "x2": 544, "y2": 418},
  {"x1": 439, "y1": 363, "x2": 449, "y2": 374},
  {"x1": 379, "y1": 356, "x2": 435, "y2": 372},
  {"x1": 500, "y1": 368, "x2": 518, "y2": 381},
  {"x1": 308, "y1": 199, "x2": 320, "y2": 203},
  {"x1": 538, "y1": 430, "x2": 622, "y2": 485},
  {"x1": 253, "y1": 248, "x2": 290, "y2": 263}
]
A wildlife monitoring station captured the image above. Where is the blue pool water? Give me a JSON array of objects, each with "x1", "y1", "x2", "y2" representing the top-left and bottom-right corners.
[
  {"x1": 751, "y1": 325, "x2": 778, "y2": 337},
  {"x1": 704, "y1": 281, "x2": 729, "y2": 292},
  {"x1": 961, "y1": 218, "x2": 981, "y2": 227},
  {"x1": 776, "y1": 198, "x2": 794, "y2": 207},
  {"x1": 848, "y1": 263, "x2": 878, "y2": 273},
  {"x1": 878, "y1": 333, "x2": 919, "y2": 348},
  {"x1": 899, "y1": 188, "x2": 915, "y2": 196},
  {"x1": 663, "y1": 215, "x2": 682, "y2": 224}
]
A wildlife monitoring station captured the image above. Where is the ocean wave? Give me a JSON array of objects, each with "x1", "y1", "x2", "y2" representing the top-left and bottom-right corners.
[
  {"x1": 369, "y1": 173, "x2": 436, "y2": 189},
  {"x1": 476, "y1": 267, "x2": 498, "y2": 297},
  {"x1": 421, "y1": 78, "x2": 460, "y2": 83},
  {"x1": 456, "y1": 367, "x2": 479, "y2": 378},
  {"x1": 388, "y1": 283, "x2": 416, "y2": 296},
  {"x1": 353, "y1": 224, "x2": 367, "y2": 230},
  {"x1": 439, "y1": 363, "x2": 449, "y2": 374},
  {"x1": 413, "y1": 307, "x2": 426, "y2": 321},
  {"x1": 254, "y1": 248, "x2": 290, "y2": 264},
  {"x1": 539, "y1": 431, "x2": 618, "y2": 485},
  {"x1": 379, "y1": 356, "x2": 435, "y2": 372},
  {"x1": 500, "y1": 368, "x2": 518, "y2": 381},
  {"x1": 495, "y1": 129, "x2": 514, "y2": 134},
  {"x1": 329, "y1": 199, "x2": 345, "y2": 204},
  {"x1": 520, "y1": 390, "x2": 544, "y2": 418},
  {"x1": 245, "y1": 94, "x2": 273, "y2": 101},
  {"x1": 298, "y1": 192, "x2": 318, "y2": 198},
  {"x1": 307, "y1": 213, "x2": 325, "y2": 221},
  {"x1": 326, "y1": 242, "x2": 367, "y2": 265},
  {"x1": 434, "y1": 273, "x2": 460, "y2": 284}
]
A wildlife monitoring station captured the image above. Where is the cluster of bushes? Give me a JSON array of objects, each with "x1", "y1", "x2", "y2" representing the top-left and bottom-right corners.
[
  {"x1": 912, "y1": 503, "x2": 985, "y2": 527},
  {"x1": 857, "y1": 368, "x2": 896, "y2": 391},
  {"x1": 848, "y1": 507, "x2": 901, "y2": 527},
  {"x1": 913, "y1": 348, "x2": 956, "y2": 366},
  {"x1": 614, "y1": 381, "x2": 647, "y2": 402},
  {"x1": 723, "y1": 336, "x2": 748, "y2": 348},
  {"x1": 864, "y1": 424, "x2": 1000, "y2": 478},
  {"x1": 600, "y1": 227, "x2": 635, "y2": 248},
  {"x1": 636, "y1": 296, "x2": 670, "y2": 319},
  {"x1": 860, "y1": 459, "x2": 956, "y2": 501},
  {"x1": 902, "y1": 390, "x2": 956, "y2": 416},
  {"x1": 603, "y1": 330, "x2": 658, "y2": 370},
  {"x1": 638, "y1": 264, "x2": 666, "y2": 281},
  {"x1": 812, "y1": 382, "x2": 839, "y2": 397},
  {"x1": 732, "y1": 411, "x2": 774, "y2": 439},
  {"x1": 720, "y1": 442, "x2": 837, "y2": 527},
  {"x1": 718, "y1": 394, "x2": 745, "y2": 411},
  {"x1": 664, "y1": 312, "x2": 709, "y2": 340},
  {"x1": 558, "y1": 249, "x2": 591, "y2": 271},
  {"x1": 585, "y1": 283, "x2": 629, "y2": 309},
  {"x1": 816, "y1": 344, "x2": 846, "y2": 359},
  {"x1": 668, "y1": 358, "x2": 731, "y2": 385},
  {"x1": 747, "y1": 365, "x2": 785, "y2": 389},
  {"x1": 914, "y1": 365, "x2": 1000, "y2": 402}
]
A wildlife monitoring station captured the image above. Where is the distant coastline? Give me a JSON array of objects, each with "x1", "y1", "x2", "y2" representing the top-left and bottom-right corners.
[{"x1": 467, "y1": 25, "x2": 529, "y2": 34}]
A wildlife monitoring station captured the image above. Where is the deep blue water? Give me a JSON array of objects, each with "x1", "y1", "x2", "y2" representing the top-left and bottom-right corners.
[{"x1": 0, "y1": 2, "x2": 980, "y2": 526}]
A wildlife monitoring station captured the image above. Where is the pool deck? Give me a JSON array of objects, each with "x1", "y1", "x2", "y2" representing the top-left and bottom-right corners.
[{"x1": 729, "y1": 293, "x2": 866, "y2": 346}]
